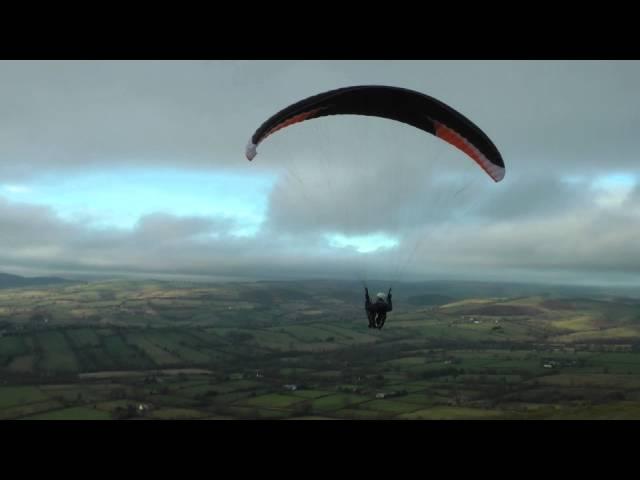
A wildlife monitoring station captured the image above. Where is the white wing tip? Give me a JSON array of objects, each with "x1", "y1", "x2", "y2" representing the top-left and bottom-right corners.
[
  {"x1": 246, "y1": 142, "x2": 257, "y2": 161},
  {"x1": 492, "y1": 166, "x2": 506, "y2": 182}
]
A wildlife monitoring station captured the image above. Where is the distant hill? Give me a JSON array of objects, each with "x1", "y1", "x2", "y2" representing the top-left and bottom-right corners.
[
  {"x1": 455, "y1": 304, "x2": 545, "y2": 317},
  {"x1": 239, "y1": 279, "x2": 621, "y2": 304},
  {"x1": 0, "y1": 272, "x2": 73, "y2": 289},
  {"x1": 396, "y1": 280, "x2": 617, "y2": 300}
]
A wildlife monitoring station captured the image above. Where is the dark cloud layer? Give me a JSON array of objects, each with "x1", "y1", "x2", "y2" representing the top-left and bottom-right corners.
[{"x1": 0, "y1": 61, "x2": 639, "y2": 285}]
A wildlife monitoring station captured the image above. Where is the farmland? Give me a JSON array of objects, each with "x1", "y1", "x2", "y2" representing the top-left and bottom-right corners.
[{"x1": 1, "y1": 279, "x2": 640, "y2": 419}]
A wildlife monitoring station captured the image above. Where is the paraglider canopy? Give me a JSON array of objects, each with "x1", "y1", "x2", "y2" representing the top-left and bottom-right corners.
[{"x1": 246, "y1": 85, "x2": 505, "y2": 182}]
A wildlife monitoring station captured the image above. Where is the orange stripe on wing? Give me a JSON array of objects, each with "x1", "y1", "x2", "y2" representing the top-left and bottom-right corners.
[
  {"x1": 434, "y1": 121, "x2": 503, "y2": 182},
  {"x1": 261, "y1": 107, "x2": 326, "y2": 143}
]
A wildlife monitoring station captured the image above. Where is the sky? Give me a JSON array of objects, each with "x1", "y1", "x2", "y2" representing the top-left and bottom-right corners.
[{"x1": 0, "y1": 60, "x2": 639, "y2": 286}]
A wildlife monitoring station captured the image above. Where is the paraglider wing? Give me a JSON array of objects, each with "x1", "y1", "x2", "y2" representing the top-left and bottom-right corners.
[{"x1": 246, "y1": 85, "x2": 505, "y2": 182}]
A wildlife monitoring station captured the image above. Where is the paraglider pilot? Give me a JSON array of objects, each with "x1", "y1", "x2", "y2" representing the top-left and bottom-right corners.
[{"x1": 365, "y1": 287, "x2": 392, "y2": 329}]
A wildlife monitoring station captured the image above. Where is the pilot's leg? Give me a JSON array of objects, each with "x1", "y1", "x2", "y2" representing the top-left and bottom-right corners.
[{"x1": 367, "y1": 310, "x2": 376, "y2": 328}]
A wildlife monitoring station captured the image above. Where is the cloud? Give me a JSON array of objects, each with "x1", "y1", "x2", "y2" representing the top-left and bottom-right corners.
[
  {"x1": 2, "y1": 184, "x2": 31, "y2": 194},
  {"x1": 1, "y1": 61, "x2": 640, "y2": 285},
  {"x1": 1, "y1": 186, "x2": 639, "y2": 286}
]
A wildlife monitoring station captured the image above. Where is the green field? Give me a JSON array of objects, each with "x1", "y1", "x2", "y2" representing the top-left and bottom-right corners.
[
  {"x1": 37, "y1": 332, "x2": 79, "y2": 373},
  {"x1": 67, "y1": 329, "x2": 101, "y2": 348},
  {"x1": 0, "y1": 336, "x2": 29, "y2": 365},
  {"x1": 103, "y1": 335, "x2": 154, "y2": 369},
  {"x1": 290, "y1": 390, "x2": 332, "y2": 399},
  {"x1": 149, "y1": 408, "x2": 208, "y2": 420},
  {"x1": 522, "y1": 402, "x2": 640, "y2": 420},
  {"x1": 332, "y1": 408, "x2": 384, "y2": 419},
  {"x1": 147, "y1": 332, "x2": 212, "y2": 364},
  {"x1": 385, "y1": 356, "x2": 428, "y2": 367},
  {"x1": 358, "y1": 399, "x2": 423, "y2": 415},
  {"x1": 25, "y1": 407, "x2": 112, "y2": 420},
  {"x1": 277, "y1": 325, "x2": 339, "y2": 343},
  {"x1": 311, "y1": 394, "x2": 368, "y2": 412},
  {"x1": 224, "y1": 406, "x2": 290, "y2": 419},
  {"x1": 1, "y1": 279, "x2": 640, "y2": 419},
  {"x1": 7, "y1": 355, "x2": 37, "y2": 373},
  {"x1": 241, "y1": 394, "x2": 305, "y2": 409},
  {"x1": 248, "y1": 330, "x2": 297, "y2": 350},
  {"x1": 0, "y1": 386, "x2": 48, "y2": 409},
  {"x1": 126, "y1": 333, "x2": 181, "y2": 366},
  {"x1": 397, "y1": 406, "x2": 506, "y2": 420},
  {"x1": 395, "y1": 393, "x2": 435, "y2": 405}
]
